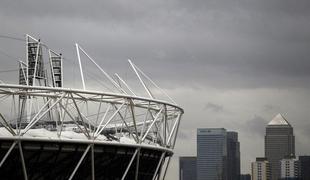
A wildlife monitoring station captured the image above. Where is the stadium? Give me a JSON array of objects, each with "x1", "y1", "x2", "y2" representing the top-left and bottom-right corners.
[{"x1": 0, "y1": 35, "x2": 184, "y2": 180}]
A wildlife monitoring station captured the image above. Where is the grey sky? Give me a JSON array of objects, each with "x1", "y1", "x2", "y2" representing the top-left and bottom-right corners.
[{"x1": 1, "y1": 0, "x2": 310, "y2": 178}]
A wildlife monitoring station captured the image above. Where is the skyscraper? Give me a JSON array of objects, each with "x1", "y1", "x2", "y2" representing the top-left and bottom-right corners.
[
  {"x1": 197, "y1": 128, "x2": 227, "y2": 180},
  {"x1": 179, "y1": 156, "x2": 197, "y2": 180},
  {"x1": 265, "y1": 114, "x2": 295, "y2": 180},
  {"x1": 227, "y1": 131, "x2": 241, "y2": 180},
  {"x1": 299, "y1": 156, "x2": 310, "y2": 180},
  {"x1": 197, "y1": 128, "x2": 240, "y2": 180}
]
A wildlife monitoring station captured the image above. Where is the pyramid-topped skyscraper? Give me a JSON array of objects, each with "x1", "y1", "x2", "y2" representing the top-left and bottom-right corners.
[
  {"x1": 265, "y1": 114, "x2": 295, "y2": 180},
  {"x1": 267, "y1": 113, "x2": 290, "y2": 126}
]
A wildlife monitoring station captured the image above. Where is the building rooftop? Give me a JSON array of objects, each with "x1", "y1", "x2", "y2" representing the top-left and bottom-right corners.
[
  {"x1": 256, "y1": 157, "x2": 268, "y2": 161},
  {"x1": 268, "y1": 113, "x2": 290, "y2": 126}
]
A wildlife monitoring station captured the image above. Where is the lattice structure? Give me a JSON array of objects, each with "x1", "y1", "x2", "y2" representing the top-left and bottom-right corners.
[
  {"x1": 0, "y1": 34, "x2": 184, "y2": 180},
  {"x1": 26, "y1": 35, "x2": 45, "y2": 86},
  {"x1": 49, "y1": 50, "x2": 63, "y2": 88}
]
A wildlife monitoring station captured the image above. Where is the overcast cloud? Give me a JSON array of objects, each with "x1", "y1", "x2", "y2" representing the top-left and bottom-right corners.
[{"x1": 1, "y1": 0, "x2": 310, "y2": 179}]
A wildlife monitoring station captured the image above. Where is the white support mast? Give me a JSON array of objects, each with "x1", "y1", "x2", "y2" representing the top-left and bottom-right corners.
[
  {"x1": 128, "y1": 59, "x2": 154, "y2": 99},
  {"x1": 75, "y1": 43, "x2": 86, "y2": 90}
]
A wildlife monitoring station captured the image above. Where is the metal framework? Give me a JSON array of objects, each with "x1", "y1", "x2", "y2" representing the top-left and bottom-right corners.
[{"x1": 0, "y1": 34, "x2": 184, "y2": 180}]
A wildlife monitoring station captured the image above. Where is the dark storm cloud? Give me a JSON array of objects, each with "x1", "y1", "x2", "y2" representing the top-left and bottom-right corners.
[
  {"x1": 0, "y1": 1, "x2": 142, "y2": 20},
  {"x1": 1, "y1": 0, "x2": 310, "y2": 90}
]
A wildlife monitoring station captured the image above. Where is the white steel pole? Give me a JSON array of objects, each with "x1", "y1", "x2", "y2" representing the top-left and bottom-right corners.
[
  {"x1": 69, "y1": 145, "x2": 91, "y2": 180},
  {"x1": 121, "y1": 149, "x2": 139, "y2": 180},
  {"x1": 61, "y1": 54, "x2": 63, "y2": 88},
  {"x1": 0, "y1": 141, "x2": 17, "y2": 167},
  {"x1": 114, "y1": 73, "x2": 137, "y2": 96},
  {"x1": 142, "y1": 107, "x2": 164, "y2": 141},
  {"x1": 128, "y1": 59, "x2": 154, "y2": 99},
  {"x1": 75, "y1": 44, "x2": 86, "y2": 90},
  {"x1": 78, "y1": 46, "x2": 126, "y2": 94},
  {"x1": 152, "y1": 152, "x2": 166, "y2": 180},
  {"x1": 132, "y1": 62, "x2": 177, "y2": 104},
  {"x1": 18, "y1": 142, "x2": 28, "y2": 180},
  {"x1": 25, "y1": 35, "x2": 29, "y2": 86},
  {"x1": 167, "y1": 113, "x2": 181, "y2": 145}
]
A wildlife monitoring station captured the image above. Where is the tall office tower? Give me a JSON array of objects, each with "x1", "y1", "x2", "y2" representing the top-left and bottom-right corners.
[
  {"x1": 299, "y1": 156, "x2": 310, "y2": 180},
  {"x1": 197, "y1": 128, "x2": 240, "y2": 180},
  {"x1": 197, "y1": 128, "x2": 227, "y2": 180},
  {"x1": 227, "y1": 132, "x2": 241, "y2": 180},
  {"x1": 179, "y1": 156, "x2": 197, "y2": 180},
  {"x1": 251, "y1": 157, "x2": 271, "y2": 180},
  {"x1": 280, "y1": 155, "x2": 299, "y2": 180},
  {"x1": 265, "y1": 114, "x2": 295, "y2": 180}
]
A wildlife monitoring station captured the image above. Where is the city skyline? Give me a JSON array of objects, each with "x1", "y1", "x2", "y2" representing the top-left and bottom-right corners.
[
  {"x1": 1, "y1": 0, "x2": 310, "y2": 179},
  {"x1": 179, "y1": 114, "x2": 309, "y2": 180}
]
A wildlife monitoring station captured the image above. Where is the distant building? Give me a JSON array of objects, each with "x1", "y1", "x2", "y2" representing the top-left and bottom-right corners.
[
  {"x1": 251, "y1": 157, "x2": 271, "y2": 180},
  {"x1": 240, "y1": 174, "x2": 251, "y2": 180},
  {"x1": 227, "y1": 132, "x2": 241, "y2": 180},
  {"x1": 179, "y1": 156, "x2": 197, "y2": 180},
  {"x1": 197, "y1": 128, "x2": 240, "y2": 180},
  {"x1": 299, "y1": 156, "x2": 310, "y2": 180},
  {"x1": 197, "y1": 128, "x2": 227, "y2": 180},
  {"x1": 280, "y1": 155, "x2": 299, "y2": 180},
  {"x1": 265, "y1": 114, "x2": 295, "y2": 180}
]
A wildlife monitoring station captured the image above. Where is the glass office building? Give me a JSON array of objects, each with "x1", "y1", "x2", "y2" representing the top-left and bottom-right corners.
[
  {"x1": 197, "y1": 128, "x2": 240, "y2": 180},
  {"x1": 265, "y1": 114, "x2": 295, "y2": 180},
  {"x1": 179, "y1": 156, "x2": 197, "y2": 180}
]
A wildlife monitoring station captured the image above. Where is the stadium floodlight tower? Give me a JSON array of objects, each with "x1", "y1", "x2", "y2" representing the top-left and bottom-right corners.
[{"x1": 0, "y1": 34, "x2": 184, "y2": 180}]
